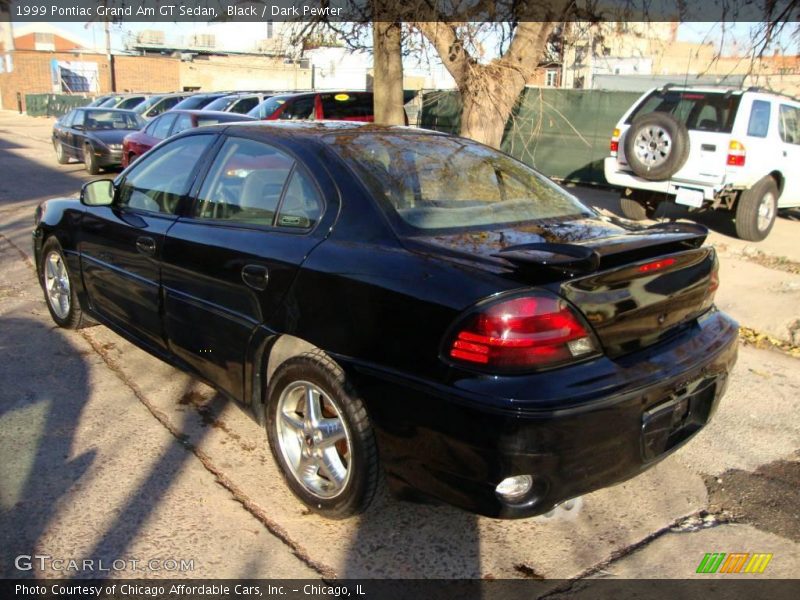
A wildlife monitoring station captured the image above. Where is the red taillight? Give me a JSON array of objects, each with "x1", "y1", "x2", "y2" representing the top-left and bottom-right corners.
[
  {"x1": 726, "y1": 140, "x2": 746, "y2": 166},
  {"x1": 447, "y1": 294, "x2": 598, "y2": 370},
  {"x1": 610, "y1": 128, "x2": 620, "y2": 156}
]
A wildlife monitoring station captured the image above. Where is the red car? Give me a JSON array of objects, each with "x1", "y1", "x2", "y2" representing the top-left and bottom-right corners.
[
  {"x1": 122, "y1": 109, "x2": 254, "y2": 167},
  {"x1": 247, "y1": 91, "x2": 378, "y2": 122}
]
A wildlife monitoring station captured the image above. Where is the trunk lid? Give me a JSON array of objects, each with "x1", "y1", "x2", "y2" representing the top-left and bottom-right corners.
[{"x1": 405, "y1": 217, "x2": 718, "y2": 357}]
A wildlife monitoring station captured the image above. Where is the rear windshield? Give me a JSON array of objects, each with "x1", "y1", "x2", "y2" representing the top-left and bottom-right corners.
[
  {"x1": 626, "y1": 90, "x2": 742, "y2": 133},
  {"x1": 325, "y1": 133, "x2": 591, "y2": 232},
  {"x1": 204, "y1": 96, "x2": 239, "y2": 112},
  {"x1": 83, "y1": 111, "x2": 143, "y2": 130}
]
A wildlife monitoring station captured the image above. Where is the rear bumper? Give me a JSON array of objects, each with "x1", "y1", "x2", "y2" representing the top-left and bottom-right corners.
[
  {"x1": 604, "y1": 157, "x2": 720, "y2": 200},
  {"x1": 348, "y1": 310, "x2": 738, "y2": 518}
]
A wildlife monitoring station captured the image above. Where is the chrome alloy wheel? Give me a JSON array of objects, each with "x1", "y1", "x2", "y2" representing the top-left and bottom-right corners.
[
  {"x1": 757, "y1": 191, "x2": 776, "y2": 231},
  {"x1": 275, "y1": 380, "x2": 352, "y2": 499},
  {"x1": 44, "y1": 250, "x2": 71, "y2": 319},
  {"x1": 633, "y1": 125, "x2": 673, "y2": 168}
]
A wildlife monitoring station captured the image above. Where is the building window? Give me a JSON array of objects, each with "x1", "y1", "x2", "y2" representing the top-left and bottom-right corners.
[
  {"x1": 34, "y1": 32, "x2": 55, "y2": 51},
  {"x1": 545, "y1": 69, "x2": 558, "y2": 87}
]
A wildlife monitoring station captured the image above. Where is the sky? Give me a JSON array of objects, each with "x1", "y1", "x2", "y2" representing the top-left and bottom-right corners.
[{"x1": 11, "y1": 20, "x2": 799, "y2": 57}]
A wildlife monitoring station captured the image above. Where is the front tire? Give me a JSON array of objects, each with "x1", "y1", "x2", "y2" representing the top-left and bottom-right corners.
[
  {"x1": 54, "y1": 141, "x2": 69, "y2": 164},
  {"x1": 266, "y1": 351, "x2": 379, "y2": 518},
  {"x1": 40, "y1": 238, "x2": 87, "y2": 329},
  {"x1": 83, "y1": 144, "x2": 100, "y2": 175},
  {"x1": 735, "y1": 177, "x2": 778, "y2": 241}
]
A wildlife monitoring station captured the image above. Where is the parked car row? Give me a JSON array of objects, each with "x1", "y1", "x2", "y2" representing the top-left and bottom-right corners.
[{"x1": 54, "y1": 90, "x2": 383, "y2": 173}]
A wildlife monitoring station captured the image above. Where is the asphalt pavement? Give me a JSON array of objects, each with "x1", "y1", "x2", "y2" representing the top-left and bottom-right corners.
[{"x1": 0, "y1": 111, "x2": 798, "y2": 584}]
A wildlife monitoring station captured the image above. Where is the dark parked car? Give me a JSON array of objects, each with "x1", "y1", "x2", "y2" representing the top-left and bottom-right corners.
[
  {"x1": 52, "y1": 108, "x2": 144, "y2": 174},
  {"x1": 33, "y1": 122, "x2": 738, "y2": 519},
  {"x1": 121, "y1": 109, "x2": 255, "y2": 167},
  {"x1": 97, "y1": 94, "x2": 149, "y2": 110},
  {"x1": 247, "y1": 91, "x2": 376, "y2": 122},
  {"x1": 171, "y1": 93, "x2": 229, "y2": 111}
]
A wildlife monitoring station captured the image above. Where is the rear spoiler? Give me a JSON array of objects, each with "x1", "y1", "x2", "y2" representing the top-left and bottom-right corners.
[{"x1": 494, "y1": 222, "x2": 708, "y2": 276}]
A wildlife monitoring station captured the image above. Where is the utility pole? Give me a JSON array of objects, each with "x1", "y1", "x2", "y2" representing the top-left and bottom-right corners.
[{"x1": 105, "y1": 20, "x2": 116, "y2": 92}]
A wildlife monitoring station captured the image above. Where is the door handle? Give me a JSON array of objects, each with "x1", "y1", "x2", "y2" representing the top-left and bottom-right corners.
[
  {"x1": 241, "y1": 264, "x2": 269, "y2": 291},
  {"x1": 135, "y1": 236, "x2": 156, "y2": 256}
]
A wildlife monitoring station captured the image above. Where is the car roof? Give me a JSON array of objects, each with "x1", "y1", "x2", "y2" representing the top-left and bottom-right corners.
[
  {"x1": 212, "y1": 121, "x2": 442, "y2": 139},
  {"x1": 79, "y1": 107, "x2": 140, "y2": 114},
  {"x1": 168, "y1": 109, "x2": 256, "y2": 119}
]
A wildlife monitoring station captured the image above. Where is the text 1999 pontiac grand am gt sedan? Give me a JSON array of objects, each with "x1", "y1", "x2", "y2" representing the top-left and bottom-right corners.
[{"x1": 33, "y1": 122, "x2": 738, "y2": 519}]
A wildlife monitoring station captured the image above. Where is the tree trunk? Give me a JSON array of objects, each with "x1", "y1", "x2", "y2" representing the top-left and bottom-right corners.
[
  {"x1": 372, "y1": 21, "x2": 405, "y2": 126},
  {"x1": 414, "y1": 21, "x2": 559, "y2": 149},
  {"x1": 459, "y1": 67, "x2": 526, "y2": 148}
]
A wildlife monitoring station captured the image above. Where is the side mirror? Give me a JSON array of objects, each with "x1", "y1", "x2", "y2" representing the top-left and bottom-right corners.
[{"x1": 80, "y1": 179, "x2": 114, "y2": 206}]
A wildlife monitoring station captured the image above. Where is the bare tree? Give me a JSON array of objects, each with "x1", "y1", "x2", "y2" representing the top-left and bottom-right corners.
[{"x1": 412, "y1": 2, "x2": 574, "y2": 147}]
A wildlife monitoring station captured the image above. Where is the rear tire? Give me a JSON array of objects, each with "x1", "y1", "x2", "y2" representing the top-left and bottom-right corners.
[
  {"x1": 620, "y1": 195, "x2": 648, "y2": 220},
  {"x1": 266, "y1": 351, "x2": 379, "y2": 518},
  {"x1": 735, "y1": 177, "x2": 778, "y2": 241}
]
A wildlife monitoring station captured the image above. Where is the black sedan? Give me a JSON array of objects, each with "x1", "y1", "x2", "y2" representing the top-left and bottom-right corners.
[
  {"x1": 33, "y1": 122, "x2": 738, "y2": 519},
  {"x1": 52, "y1": 108, "x2": 144, "y2": 174}
]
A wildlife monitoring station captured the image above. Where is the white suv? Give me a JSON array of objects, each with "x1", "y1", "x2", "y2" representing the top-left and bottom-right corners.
[{"x1": 604, "y1": 85, "x2": 800, "y2": 241}]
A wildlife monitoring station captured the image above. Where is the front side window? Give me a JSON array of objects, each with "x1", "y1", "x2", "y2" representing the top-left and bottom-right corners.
[
  {"x1": 248, "y1": 96, "x2": 285, "y2": 119},
  {"x1": 72, "y1": 110, "x2": 85, "y2": 128},
  {"x1": 747, "y1": 100, "x2": 771, "y2": 137},
  {"x1": 327, "y1": 133, "x2": 590, "y2": 231},
  {"x1": 117, "y1": 135, "x2": 213, "y2": 214},
  {"x1": 779, "y1": 104, "x2": 800, "y2": 145},
  {"x1": 194, "y1": 137, "x2": 321, "y2": 228},
  {"x1": 61, "y1": 111, "x2": 75, "y2": 127}
]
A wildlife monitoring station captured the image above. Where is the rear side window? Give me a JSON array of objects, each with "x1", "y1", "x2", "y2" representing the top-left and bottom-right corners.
[
  {"x1": 627, "y1": 91, "x2": 741, "y2": 133},
  {"x1": 747, "y1": 100, "x2": 771, "y2": 137},
  {"x1": 320, "y1": 93, "x2": 373, "y2": 119},
  {"x1": 779, "y1": 104, "x2": 800, "y2": 145},
  {"x1": 194, "y1": 137, "x2": 294, "y2": 226},
  {"x1": 152, "y1": 113, "x2": 177, "y2": 139},
  {"x1": 171, "y1": 113, "x2": 194, "y2": 135},
  {"x1": 278, "y1": 96, "x2": 315, "y2": 120}
]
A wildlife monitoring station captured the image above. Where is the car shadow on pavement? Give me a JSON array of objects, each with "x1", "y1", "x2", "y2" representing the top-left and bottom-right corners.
[
  {"x1": 340, "y1": 491, "x2": 483, "y2": 580},
  {"x1": 0, "y1": 137, "x2": 112, "y2": 209},
  {"x1": 0, "y1": 317, "x2": 95, "y2": 578}
]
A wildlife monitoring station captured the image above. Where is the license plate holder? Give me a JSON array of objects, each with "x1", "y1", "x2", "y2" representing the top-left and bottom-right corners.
[{"x1": 675, "y1": 187, "x2": 704, "y2": 208}]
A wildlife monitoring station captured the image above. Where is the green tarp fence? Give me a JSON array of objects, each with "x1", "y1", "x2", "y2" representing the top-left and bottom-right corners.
[
  {"x1": 25, "y1": 94, "x2": 91, "y2": 118},
  {"x1": 420, "y1": 88, "x2": 642, "y2": 186}
]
